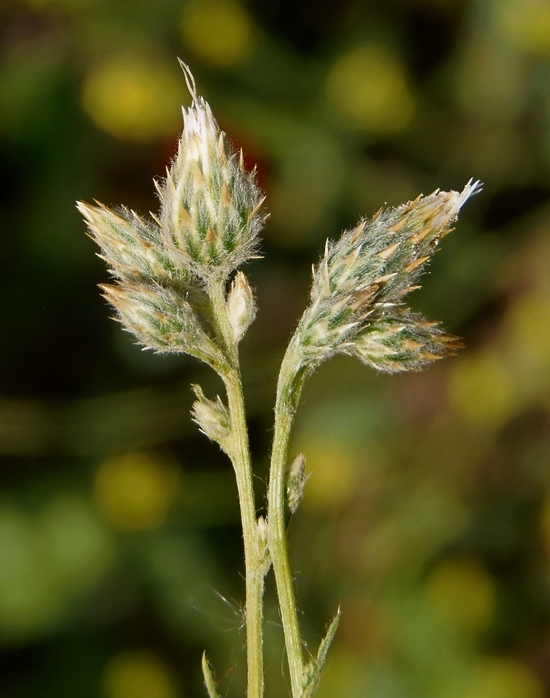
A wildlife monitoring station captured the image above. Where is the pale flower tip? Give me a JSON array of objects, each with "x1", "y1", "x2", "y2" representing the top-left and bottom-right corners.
[
  {"x1": 76, "y1": 200, "x2": 95, "y2": 221},
  {"x1": 457, "y1": 178, "x2": 483, "y2": 210},
  {"x1": 178, "y1": 58, "x2": 197, "y2": 100},
  {"x1": 427, "y1": 178, "x2": 482, "y2": 227}
]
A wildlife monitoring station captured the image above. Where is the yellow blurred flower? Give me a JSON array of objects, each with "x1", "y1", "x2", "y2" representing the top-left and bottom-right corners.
[
  {"x1": 181, "y1": 0, "x2": 256, "y2": 68},
  {"x1": 81, "y1": 54, "x2": 184, "y2": 141},
  {"x1": 425, "y1": 558, "x2": 495, "y2": 635},
  {"x1": 326, "y1": 45, "x2": 415, "y2": 133},
  {"x1": 93, "y1": 452, "x2": 181, "y2": 532},
  {"x1": 102, "y1": 651, "x2": 180, "y2": 698}
]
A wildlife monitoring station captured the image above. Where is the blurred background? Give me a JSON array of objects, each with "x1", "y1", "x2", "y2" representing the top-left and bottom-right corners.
[{"x1": 2, "y1": 0, "x2": 550, "y2": 696}]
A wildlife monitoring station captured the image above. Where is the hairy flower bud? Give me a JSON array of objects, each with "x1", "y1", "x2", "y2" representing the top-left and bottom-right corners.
[
  {"x1": 256, "y1": 516, "x2": 271, "y2": 574},
  {"x1": 156, "y1": 62, "x2": 266, "y2": 280},
  {"x1": 227, "y1": 271, "x2": 256, "y2": 343},
  {"x1": 99, "y1": 282, "x2": 224, "y2": 365},
  {"x1": 294, "y1": 180, "x2": 481, "y2": 372},
  {"x1": 77, "y1": 201, "x2": 188, "y2": 287},
  {"x1": 351, "y1": 310, "x2": 463, "y2": 373},
  {"x1": 191, "y1": 384, "x2": 231, "y2": 452},
  {"x1": 286, "y1": 453, "x2": 309, "y2": 515}
]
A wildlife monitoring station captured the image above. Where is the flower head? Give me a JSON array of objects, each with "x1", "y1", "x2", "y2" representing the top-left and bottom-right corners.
[
  {"x1": 156, "y1": 61, "x2": 266, "y2": 280},
  {"x1": 78, "y1": 63, "x2": 265, "y2": 360},
  {"x1": 294, "y1": 180, "x2": 482, "y2": 372}
]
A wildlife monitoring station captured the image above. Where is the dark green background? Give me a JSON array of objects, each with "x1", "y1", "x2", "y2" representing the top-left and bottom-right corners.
[{"x1": 2, "y1": 0, "x2": 550, "y2": 696}]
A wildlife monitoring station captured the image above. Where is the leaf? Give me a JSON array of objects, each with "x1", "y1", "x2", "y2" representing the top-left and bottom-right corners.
[
  {"x1": 201, "y1": 652, "x2": 221, "y2": 698},
  {"x1": 302, "y1": 608, "x2": 341, "y2": 698}
]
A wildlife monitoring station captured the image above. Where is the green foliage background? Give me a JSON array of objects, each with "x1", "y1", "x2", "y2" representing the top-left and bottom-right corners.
[{"x1": 1, "y1": 0, "x2": 550, "y2": 696}]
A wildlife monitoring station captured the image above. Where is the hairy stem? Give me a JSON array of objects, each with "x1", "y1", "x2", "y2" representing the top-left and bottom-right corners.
[
  {"x1": 209, "y1": 278, "x2": 264, "y2": 698},
  {"x1": 267, "y1": 345, "x2": 306, "y2": 698}
]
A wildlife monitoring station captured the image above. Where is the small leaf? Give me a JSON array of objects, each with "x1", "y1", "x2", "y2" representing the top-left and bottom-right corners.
[
  {"x1": 302, "y1": 608, "x2": 341, "y2": 698},
  {"x1": 202, "y1": 652, "x2": 221, "y2": 698}
]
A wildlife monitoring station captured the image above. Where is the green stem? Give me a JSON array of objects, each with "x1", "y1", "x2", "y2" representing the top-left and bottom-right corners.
[
  {"x1": 267, "y1": 346, "x2": 306, "y2": 698},
  {"x1": 209, "y1": 278, "x2": 264, "y2": 698}
]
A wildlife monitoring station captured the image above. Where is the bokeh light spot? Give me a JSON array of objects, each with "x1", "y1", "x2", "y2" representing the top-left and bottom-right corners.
[
  {"x1": 0, "y1": 500, "x2": 115, "y2": 641},
  {"x1": 0, "y1": 508, "x2": 59, "y2": 638},
  {"x1": 0, "y1": 509, "x2": 35, "y2": 585},
  {"x1": 81, "y1": 54, "x2": 184, "y2": 141},
  {"x1": 315, "y1": 649, "x2": 371, "y2": 698},
  {"x1": 40, "y1": 497, "x2": 115, "y2": 591},
  {"x1": 449, "y1": 353, "x2": 516, "y2": 427},
  {"x1": 93, "y1": 452, "x2": 181, "y2": 532},
  {"x1": 102, "y1": 651, "x2": 180, "y2": 698},
  {"x1": 458, "y1": 658, "x2": 543, "y2": 698},
  {"x1": 326, "y1": 45, "x2": 415, "y2": 133},
  {"x1": 181, "y1": 0, "x2": 255, "y2": 68},
  {"x1": 301, "y1": 440, "x2": 356, "y2": 511},
  {"x1": 507, "y1": 293, "x2": 550, "y2": 367},
  {"x1": 425, "y1": 559, "x2": 495, "y2": 635},
  {"x1": 497, "y1": 0, "x2": 550, "y2": 57}
]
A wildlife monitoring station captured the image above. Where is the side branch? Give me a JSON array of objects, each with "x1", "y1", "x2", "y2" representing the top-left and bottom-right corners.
[{"x1": 267, "y1": 348, "x2": 307, "y2": 698}]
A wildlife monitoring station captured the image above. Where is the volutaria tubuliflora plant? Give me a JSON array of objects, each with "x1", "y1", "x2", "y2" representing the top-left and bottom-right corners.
[{"x1": 78, "y1": 63, "x2": 482, "y2": 698}]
